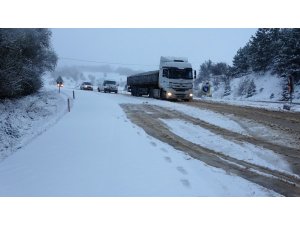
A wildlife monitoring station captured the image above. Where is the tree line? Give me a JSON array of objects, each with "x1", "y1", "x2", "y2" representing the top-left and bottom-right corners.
[
  {"x1": 197, "y1": 28, "x2": 300, "y2": 82},
  {"x1": 232, "y1": 28, "x2": 300, "y2": 79},
  {"x1": 196, "y1": 28, "x2": 300, "y2": 99},
  {"x1": 0, "y1": 29, "x2": 57, "y2": 99}
]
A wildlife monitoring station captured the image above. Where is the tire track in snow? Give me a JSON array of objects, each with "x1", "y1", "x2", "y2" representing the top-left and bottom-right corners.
[
  {"x1": 121, "y1": 103, "x2": 300, "y2": 196},
  {"x1": 140, "y1": 103, "x2": 300, "y2": 175}
]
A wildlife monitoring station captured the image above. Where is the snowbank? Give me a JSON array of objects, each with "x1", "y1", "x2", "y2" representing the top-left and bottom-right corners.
[
  {"x1": 0, "y1": 88, "x2": 68, "y2": 161},
  {"x1": 212, "y1": 72, "x2": 285, "y2": 101},
  {"x1": 202, "y1": 72, "x2": 299, "y2": 101}
]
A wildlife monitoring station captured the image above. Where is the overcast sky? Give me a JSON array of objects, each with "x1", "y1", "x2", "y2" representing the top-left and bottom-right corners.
[{"x1": 51, "y1": 28, "x2": 257, "y2": 71}]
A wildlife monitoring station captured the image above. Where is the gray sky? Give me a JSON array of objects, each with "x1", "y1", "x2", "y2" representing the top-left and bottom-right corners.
[{"x1": 51, "y1": 28, "x2": 257, "y2": 71}]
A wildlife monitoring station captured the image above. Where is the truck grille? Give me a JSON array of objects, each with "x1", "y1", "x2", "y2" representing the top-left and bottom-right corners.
[
  {"x1": 173, "y1": 88, "x2": 190, "y2": 92},
  {"x1": 175, "y1": 94, "x2": 187, "y2": 99},
  {"x1": 169, "y1": 82, "x2": 192, "y2": 89}
]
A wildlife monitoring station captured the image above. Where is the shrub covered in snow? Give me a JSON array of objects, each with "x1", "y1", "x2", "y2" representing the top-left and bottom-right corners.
[
  {"x1": 0, "y1": 29, "x2": 57, "y2": 99},
  {"x1": 237, "y1": 77, "x2": 256, "y2": 98}
]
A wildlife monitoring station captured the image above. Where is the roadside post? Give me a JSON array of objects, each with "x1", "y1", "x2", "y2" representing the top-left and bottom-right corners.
[
  {"x1": 73, "y1": 90, "x2": 75, "y2": 99},
  {"x1": 68, "y1": 99, "x2": 70, "y2": 112}
]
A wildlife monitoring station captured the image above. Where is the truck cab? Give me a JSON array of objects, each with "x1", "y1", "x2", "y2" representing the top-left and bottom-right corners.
[{"x1": 158, "y1": 57, "x2": 194, "y2": 101}]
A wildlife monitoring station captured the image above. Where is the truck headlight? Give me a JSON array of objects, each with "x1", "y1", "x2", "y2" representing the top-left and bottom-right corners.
[
  {"x1": 167, "y1": 92, "x2": 172, "y2": 97},
  {"x1": 189, "y1": 93, "x2": 193, "y2": 97}
]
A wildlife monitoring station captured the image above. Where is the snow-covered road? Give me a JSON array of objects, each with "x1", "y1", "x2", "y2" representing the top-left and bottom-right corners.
[{"x1": 0, "y1": 89, "x2": 280, "y2": 196}]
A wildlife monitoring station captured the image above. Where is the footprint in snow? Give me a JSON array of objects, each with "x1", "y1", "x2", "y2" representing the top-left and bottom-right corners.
[
  {"x1": 180, "y1": 179, "x2": 191, "y2": 188},
  {"x1": 160, "y1": 148, "x2": 168, "y2": 153},
  {"x1": 150, "y1": 141, "x2": 157, "y2": 147},
  {"x1": 177, "y1": 166, "x2": 188, "y2": 175},
  {"x1": 164, "y1": 156, "x2": 172, "y2": 163}
]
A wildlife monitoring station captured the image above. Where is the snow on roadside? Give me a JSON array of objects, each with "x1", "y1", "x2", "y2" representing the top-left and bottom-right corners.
[
  {"x1": 203, "y1": 72, "x2": 300, "y2": 112},
  {"x1": 0, "y1": 88, "x2": 69, "y2": 161},
  {"x1": 201, "y1": 97, "x2": 300, "y2": 112},
  {"x1": 161, "y1": 118, "x2": 293, "y2": 176}
]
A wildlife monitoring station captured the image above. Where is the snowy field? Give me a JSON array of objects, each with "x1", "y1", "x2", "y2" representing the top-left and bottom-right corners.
[{"x1": 0, "y1": 85, "x2": 284, "y2": 196}]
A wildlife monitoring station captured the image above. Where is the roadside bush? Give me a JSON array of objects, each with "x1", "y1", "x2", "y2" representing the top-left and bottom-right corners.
[
  {"x1": 0, "y1": 29, "x2": 57, "y2": 98},
  {"x1": 237, "y1": 77, "x2": 256, "y2": 98},
  {"x1": 223, "y1": 78, "x2": 231, "y2": 97}
]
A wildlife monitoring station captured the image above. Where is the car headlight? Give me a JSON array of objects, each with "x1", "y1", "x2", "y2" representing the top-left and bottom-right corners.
[
  {"x1": 167, "y1": 92, "x2": 172, "y2": 97},
  {"x1": 189, "y1": 93, "x2": 193, "y2": 97}
]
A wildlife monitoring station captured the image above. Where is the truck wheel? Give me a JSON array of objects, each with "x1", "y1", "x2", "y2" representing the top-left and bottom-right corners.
[
  {"x1": 149, "y1": 88, "x2": 154, "y2": 98},
  {"x1": 133, "y1": 88, "x2": 140, "y2": 97},
  {"x1": 131, "y1": 88, "x2": 136, "y2": 96},
  {"x1": 160, "y1": 89, "x2": 166, "y2": 100}
]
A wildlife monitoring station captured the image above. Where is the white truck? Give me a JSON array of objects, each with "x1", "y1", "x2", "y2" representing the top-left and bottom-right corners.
[
  {"x1": 97, "y1": 80, "x2": 118, "y2": 93},
  {"x1": 127, "y1": 56, "x2": 195, "y2": 101}
]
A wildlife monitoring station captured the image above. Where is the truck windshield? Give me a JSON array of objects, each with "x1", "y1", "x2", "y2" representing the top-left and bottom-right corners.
[
  {"x1": 165, "y1": 68, "x2": 193, "y2": 79},
  {"x1": 104, "y1": 81, "x2": 116, "y2": 85}
]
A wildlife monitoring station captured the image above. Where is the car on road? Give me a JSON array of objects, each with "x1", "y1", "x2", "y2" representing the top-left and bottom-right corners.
[
  {"x1": 98, "y1": 80, "x2": 118, "y2": 93},
  {"x1": 80, "y1": 82, "x2": 93, "y2": 91}
]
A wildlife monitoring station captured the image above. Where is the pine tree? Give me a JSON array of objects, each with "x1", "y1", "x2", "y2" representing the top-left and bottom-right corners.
[
  {"x1": 223, "y1": 77, "x2": 231, "y2": 96},
  {"x1": 246, "y1": 79, "x2": 256, "y2": 98},
  {"x1": 211, "y1": 62, "x2": 229, "y2": 76},
  {"x1": 273, "y1": 29, "x2": 300, "y2": 80},
  {"x1": 232, "y1": 43, "x2": 251, "y2": 76},
  {"x1": 247, "y1": 28, "x2": 280, "y2": 73}
]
